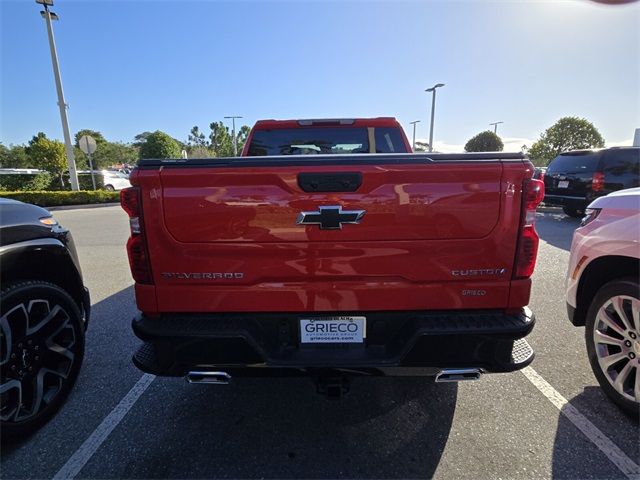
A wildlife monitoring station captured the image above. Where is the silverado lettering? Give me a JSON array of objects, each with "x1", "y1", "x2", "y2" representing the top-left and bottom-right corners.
[
  {"x1": 451, "y1": 268, "x2": 508, "y2": 276},
  {"x1": 121, "y1": 117, "x2": 545, "y2": 396},
  {"x1": 161, "y1": 272, "x2": 244, "y2": 280}
]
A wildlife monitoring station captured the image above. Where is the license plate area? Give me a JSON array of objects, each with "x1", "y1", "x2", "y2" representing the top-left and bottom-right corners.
[
  {"x1": 300, "y1": 316, "x2": 366, "y2": 344},
  {"x1": 557, "y1": 180, "x2": 569, "y2": 188}
]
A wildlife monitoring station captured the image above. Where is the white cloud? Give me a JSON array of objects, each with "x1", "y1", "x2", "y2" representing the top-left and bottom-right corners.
[{"x1": 606, "y1": 138, "x2": 633, "y2": 147}]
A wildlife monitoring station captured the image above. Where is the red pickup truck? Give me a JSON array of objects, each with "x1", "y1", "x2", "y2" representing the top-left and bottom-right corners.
[{"x1": 122, "y1": 119, "x2": 544, "y2": 396}]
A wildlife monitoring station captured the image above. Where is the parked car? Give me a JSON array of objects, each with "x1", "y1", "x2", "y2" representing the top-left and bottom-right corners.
[
  {"x1": 533, "y1": 166, "x2": 546, "y2": 181},
  {"x1": 123, "y1": 149, "x2": 544, "y2": 398},
  {"x1": 0, "y1": 199, "x2": 89, "y2": 438},
  {"x1": 543, "y1": 147, "x2": 639, "y2": 217},
  {"x1": 241, "y1": 117, "x2": 412, "y2": 156},
  {"x1": 566, "y1": 187, "x2": 639, "y2": 416},
  {"x1": 102, "y1": 170, "x2": 131, "y2": 191}
]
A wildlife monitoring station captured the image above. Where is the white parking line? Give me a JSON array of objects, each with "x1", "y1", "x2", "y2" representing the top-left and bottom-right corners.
[
  {"x1": 53, "y1": 374, "x2": 156, "y2": 480},
  {"x1": 521, "y1": 366, "x2": 640, "y2": 480}
]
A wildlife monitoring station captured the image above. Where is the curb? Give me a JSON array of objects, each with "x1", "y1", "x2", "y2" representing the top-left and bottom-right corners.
[{"x1": 46, "y1": 202, "x2": 121, "y2": 212}]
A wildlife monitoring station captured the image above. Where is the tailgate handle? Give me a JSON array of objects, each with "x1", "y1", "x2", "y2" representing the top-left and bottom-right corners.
[{"x1": 298, "y1": 172, "x2": 362, "y2": 193}]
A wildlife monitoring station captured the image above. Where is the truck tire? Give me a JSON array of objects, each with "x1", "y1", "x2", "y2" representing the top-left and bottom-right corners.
[
  {"x1": 563, "y1": 206, "x2": 584, "y2": 218},
  {"x1": 0, "y1": 281, "x2": 85, "y2": 440},
  {"x1": 585, "y1": 277, "x2": 639, "y2": 418}
]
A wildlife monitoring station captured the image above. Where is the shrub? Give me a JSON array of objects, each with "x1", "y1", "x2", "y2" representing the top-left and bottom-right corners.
[
  {"x1": 0, "y1": 173, "x2": 35, "y2": 191},
  {"x1": 22, "y1": 172, "x2": 52, "y2": 191},
  {"x1": 76, "y1": 172, "x2": 105, "y2": 190},
  {"x1": 0, "y1": 190, "x2": 120, "y2": 207},
  {"x1": 0, "y1": 172, "x2": 105, "y2": 191}
]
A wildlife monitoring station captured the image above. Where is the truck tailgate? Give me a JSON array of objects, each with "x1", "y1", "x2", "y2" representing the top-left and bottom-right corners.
[
  {"x1": 160, "y1": 163, "x2": 502, "y2": 242},
  {"x1": 133, "y1": 155, "x2": 530, "y2": 313}
]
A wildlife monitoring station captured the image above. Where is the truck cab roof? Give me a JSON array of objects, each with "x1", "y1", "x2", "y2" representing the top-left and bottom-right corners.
[
  {"x1": 243, "y1": 117, "x2": 411, "y2": 156},
  {"x1": 252, "y1": 117, "x2": 403, "y2": 129}
]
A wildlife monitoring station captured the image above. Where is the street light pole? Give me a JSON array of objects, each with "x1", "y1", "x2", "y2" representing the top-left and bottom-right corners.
[
  {"x1": 489, "y1": 121, "x2": 504, "y2": 135},
  {"x1": 409, "y1": 120, "x2": 421, "y2": 151},
  {"x1": 37, "y1": 0, "x2": 79, "y2": 191},
  {"x1": 425, "y1": 83, "x2": 445, "y2": 153},
  {"x1": 224, "y1": 116, "x2": 243, "y2": 156}
]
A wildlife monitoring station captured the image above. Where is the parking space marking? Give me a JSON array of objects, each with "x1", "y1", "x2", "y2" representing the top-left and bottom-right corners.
[
  {"x1": 53, "y1": 374, "x2": 156, "y2": 480},
  {"x1": 521, "y1": 366, "x2": 640, "y2": 480}
]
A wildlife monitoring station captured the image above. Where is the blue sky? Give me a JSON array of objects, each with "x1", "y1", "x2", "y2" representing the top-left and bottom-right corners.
[{"x1": 1, "y1": 0, "x2": 639, "y2": 152}]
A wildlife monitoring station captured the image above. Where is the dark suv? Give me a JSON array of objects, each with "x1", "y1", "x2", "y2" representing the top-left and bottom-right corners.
[
  {"x1": 543, "y1": 147, "x2": 640, "y2": 217},
  {"x1": 0, "y1": 199, "x2": 89, "y2": 439}
]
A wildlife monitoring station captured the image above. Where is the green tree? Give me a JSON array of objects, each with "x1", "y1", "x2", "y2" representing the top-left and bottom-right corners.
[
  {"x1": 208, "y1": 121, "x2": 233, "y2": 156},
  {"x1": 78, "y1": 141, "x2": 139, "y2": 169},
  {"x1": 26, "y1": 134, "x2": 68, "y2": 186},
  {"x1": 188, "y1": 126, "x2": 207, "y2": 147},
  {"x1": 11, "y1": 145, "x2": 34, "y2": 168},
  {"x1": 464, "y1": 131, "x2": 504, "y2": 152},
  {"x1": 135, "y1": 131, "x2": 184, "y2": 151},
  {"x1": 236, "y1": 125, "x2": 251, "y2": 154},
  {"x1": 528, "y1": 117, "x2": 605, "y2": 167},
  {"x1": 74, "y1": 129, "x2": 107, "y2": 148},
  {"x1": 139, "y1": 131, "x2": 182, "y2": 159},
  {"x1": 0, "y1": 144, "x2": 8, "y2": 167},
  {"x1": 73, "y1": 147, "x2": 89, "y2": 170},
  {"x1": 0, "y1": 143, "x2": 32, "y2": 168},
  {"x1": 133, "y1": 131, "x2": 153, "y2": 148}
]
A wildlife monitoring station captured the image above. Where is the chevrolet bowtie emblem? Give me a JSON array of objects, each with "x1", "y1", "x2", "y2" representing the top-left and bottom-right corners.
[{"x1": 296, "y1": 205, "x2": 366, "y2": 230}]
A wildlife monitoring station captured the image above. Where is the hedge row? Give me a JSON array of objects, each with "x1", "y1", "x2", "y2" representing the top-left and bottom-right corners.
[
  {"x1": 0, "y1": 172, "x2": 105, "y2": 192},
  {"x1": 0, "y1": 190, "x2": 120, "y2": 207}
]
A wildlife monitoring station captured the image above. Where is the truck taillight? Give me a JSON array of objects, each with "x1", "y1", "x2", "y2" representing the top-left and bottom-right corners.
[
  {"x1": 514, "y1": 179, "x2": 545, "y2": 279},
  {"x1": 120, "y1": 187, "x2": 153, "y2": 284},
  {"x1": 120, "y1": 187, "x2": 139, "y2": 217},
  {"x1": 592, "y1": 171, "x2": 604, "y2": 192},
  {"x1": 126, "y1": 235, "x2": 153, "y2": 284}
]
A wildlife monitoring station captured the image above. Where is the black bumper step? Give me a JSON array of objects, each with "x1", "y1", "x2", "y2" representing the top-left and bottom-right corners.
[{"x1": 132, "y1": 308, "x2": 535, "y2": 376}]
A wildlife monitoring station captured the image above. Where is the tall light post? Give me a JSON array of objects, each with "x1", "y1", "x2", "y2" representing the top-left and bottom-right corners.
[
  {"x1": 425, "y1": 83, "x2": 445, "y2": 153},
  {"x1": 409, "y1": 120, "x2": 421, "y2": 151},
  {"x1": 36, "y1": 0, "x2": 79, "y2": 191},
  {"x1": 489, "y1": 121, "x2": 504, "y2": 135},
  {"x1": 224, "y1": 116, "x2": 243, "y2": 156}
]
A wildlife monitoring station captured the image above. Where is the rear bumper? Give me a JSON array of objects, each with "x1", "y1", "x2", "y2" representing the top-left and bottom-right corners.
[
  {"x1": 132, "y1": 308, "x2": 536, "y2": 377},
  {"x1": 543, "y1": 194, "x2": 588, "y2": 210}
]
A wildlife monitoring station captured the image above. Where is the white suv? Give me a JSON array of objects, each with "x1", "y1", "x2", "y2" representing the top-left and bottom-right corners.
[{"x1": 566, "y1": 187, "x2": 640, "y2": 416}]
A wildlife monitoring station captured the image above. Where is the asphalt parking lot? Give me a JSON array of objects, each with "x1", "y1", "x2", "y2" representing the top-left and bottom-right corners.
[{"x1": 2, "y1": 205, "x2": 638, "y2": 479}]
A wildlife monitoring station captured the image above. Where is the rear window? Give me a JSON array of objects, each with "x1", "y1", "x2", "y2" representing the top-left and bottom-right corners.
[
  {"x1": 374, "y1": 127, "x2": 406, "y2": 153},
  {"x1": 546, "y1": 152, "x2": 600, "y2": 173},
  {"x1": 246, "y1": 126, "x2": 408, "y2": 156},
  {"x1": 603, "y1": 149, "x2": 640, "y2": 177},
  {"x1": 247, "y1": 127, "x2": 369, "y2": 156}
]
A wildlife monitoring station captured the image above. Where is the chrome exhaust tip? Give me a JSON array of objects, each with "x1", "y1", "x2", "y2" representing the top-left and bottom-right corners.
[
  {"x1": 435, "y1": 368, "x2": 482, "y2": 383},
  {"x1": 185, "y1": 371, "x2": 232, "y2": 385}
]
